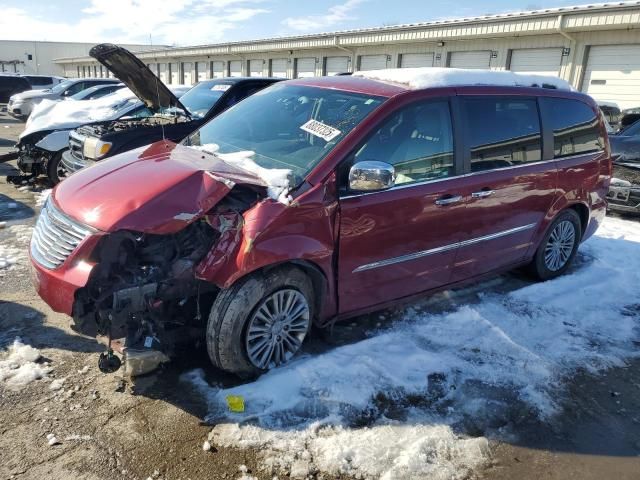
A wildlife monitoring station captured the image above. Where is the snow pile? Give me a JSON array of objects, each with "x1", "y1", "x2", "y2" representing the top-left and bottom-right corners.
[
  {"x1": 0, "y1": 338, "x2": 51, "y2": 388},
  {"x1": 34, "y1": 188, "x2": 52, "y2": 207},
  {"x1": 193, "y1": 144, "x2": 293, "y2": 204},
  {"x1": 354, "y1": 67, "x2": 574, "y2": 92},
  {"x1": 0, "y1": 224, "x2": 33, "y2": 271},
  {"x1": 186, "y1": 216, "x2": 640, "y2": 479}
]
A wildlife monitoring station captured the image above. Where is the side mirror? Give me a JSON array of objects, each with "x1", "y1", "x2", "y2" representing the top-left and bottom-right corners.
[{"x1": 348, "y1": 161, "x2": 395, "y2": 192}]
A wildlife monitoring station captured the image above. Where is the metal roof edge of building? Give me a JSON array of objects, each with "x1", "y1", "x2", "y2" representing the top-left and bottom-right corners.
[{"x1": 53, "y1": 1, "x2": 640, "y2": 64}]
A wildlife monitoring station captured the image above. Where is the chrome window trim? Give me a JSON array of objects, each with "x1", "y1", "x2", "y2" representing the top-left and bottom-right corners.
[
  {"x1": 352, "y1": 223, "x2": 537, "y2": 273},
  {"x1": 340, "y1": 152, "x2": 602, "y2": 200}
]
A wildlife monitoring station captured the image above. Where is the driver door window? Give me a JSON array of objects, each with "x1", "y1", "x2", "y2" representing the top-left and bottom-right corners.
[{"x1": 354, "y1": 100, "x2": 454, "y2": 185}]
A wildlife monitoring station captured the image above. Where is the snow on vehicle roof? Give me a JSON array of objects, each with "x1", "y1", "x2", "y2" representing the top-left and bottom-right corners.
[{"x1": 353, "y1": 67, "x2": 574, "y2": 91}]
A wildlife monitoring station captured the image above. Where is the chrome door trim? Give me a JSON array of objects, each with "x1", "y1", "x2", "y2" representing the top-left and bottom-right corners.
[{"x1": 352, "y1": 223, "x2": 537, "y2": 273}]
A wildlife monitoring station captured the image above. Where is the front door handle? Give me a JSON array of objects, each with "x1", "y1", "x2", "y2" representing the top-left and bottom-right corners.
[
  {"x1": 471, "y1": 189, "x2": 496, "y2": 198},
  {"x1": 435, "y1": 194, "x2": 462, "y2": 206}
]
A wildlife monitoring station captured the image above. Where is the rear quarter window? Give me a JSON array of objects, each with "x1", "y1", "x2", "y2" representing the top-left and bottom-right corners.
[{"x1": 542, "y1": 97, "x2": 605, "y2": 158}]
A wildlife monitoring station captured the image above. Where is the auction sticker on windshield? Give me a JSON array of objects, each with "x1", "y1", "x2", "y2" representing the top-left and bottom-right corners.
[
  {"x1": 212, "y1": 84, "x2": 231, "y2": 91},
  {"x1": 300, "y1": 119, "x2": 341, "y2": 142}
]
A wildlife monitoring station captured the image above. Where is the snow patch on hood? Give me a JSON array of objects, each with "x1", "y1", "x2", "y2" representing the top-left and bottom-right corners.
[
  {"x1": 0, "y1": 338, "x2": 51, "y2": 389},
  {"x1": 184, "y1": 216, "x2": 640, "y2": 479},
  {"x1": 192, "y1": 144, "x2": 293, "y2": 205},
  {"x1": 354, "y1": 67, "x2": 574, "y2": 91}
]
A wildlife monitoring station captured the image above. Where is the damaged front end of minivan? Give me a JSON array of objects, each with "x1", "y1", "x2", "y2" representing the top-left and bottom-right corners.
[{"x1": 32, "y1": 142, "x2": 276, "y2": 375}]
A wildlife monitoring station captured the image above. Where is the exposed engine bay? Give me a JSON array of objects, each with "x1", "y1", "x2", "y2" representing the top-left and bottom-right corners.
[
  {"x1": 71, "y1": 186, "x2": 260, "y2": 374},
  {"x1": 78, "y1": 114, "x2": 190, "y2": 137}
]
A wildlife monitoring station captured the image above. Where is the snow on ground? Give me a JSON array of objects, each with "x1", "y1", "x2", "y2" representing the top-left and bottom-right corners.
[
  {"x1": 354, "y1": 67, "x2": 573, "y2": 91},
  {"x1": 34, "y1": 188, "x2": 52, "y2": 207},
  {"x1": 0, "y1": 224, "x2": 33, "y2": 271},
  {"x1": 0, "y1": 338, "x2": 51, "y2": 388},
  {"x1": 184, "y1": 216, "x2": 640, "y2": 479}
]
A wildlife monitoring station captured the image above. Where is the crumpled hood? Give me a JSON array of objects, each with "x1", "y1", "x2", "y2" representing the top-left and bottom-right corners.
[{"x1": 53, "y1": 141, "x2": 267, "y2": 234}]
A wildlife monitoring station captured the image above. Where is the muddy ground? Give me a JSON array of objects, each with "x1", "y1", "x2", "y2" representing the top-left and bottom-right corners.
[{"x1": 0, "y1": 110, "x2": 639, "y2": 480}]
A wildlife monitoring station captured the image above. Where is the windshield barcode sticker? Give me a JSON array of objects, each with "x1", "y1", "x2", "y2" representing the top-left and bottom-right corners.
[
  {"x1": 300, "y1": 119, "x2": 341, "y2": 142},
  {"x1": 211, "y1": 84, "x2": 231, "y2": 91}
]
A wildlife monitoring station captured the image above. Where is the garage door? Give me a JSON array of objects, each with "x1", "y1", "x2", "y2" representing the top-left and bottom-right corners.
[
  {"x1": 196, "y1": 62, "x2": 208, "y2": 82},
  {"x1": 212, "y1": 61, "x2": 224, "y2": 78},
  {"x1": 449, "y1": 51, "x2": 491, "y2": 69},
  {"x1": 249, "y1": 59, "x2": 264, "y2": 77},
  {"x1": 510, "y1": 48, "x2": 562, "y2": 77},
  {"x1": 159, "y1": 64, "x2": 168, "y2": 83},
  {"x1": 170, "y1": 63, "x2": 179, "y2": 84},
  {"x1": 325, "y1": 56, "x2": 349, "y2": 75},
  {"x1": 400, "y1": 53, "x2": 434, "y2": 68},
  {"x1": 359, "y1": 54, "x2": 388, "y2": 71},
  {"x1": 182, "y1": 62, "x2": 194, "y2": 85},
  {"x1": 229, "y1": 60, "x2": 242, "y2": 77},
  {"x1": 271, "y1": 59, "x2": 288, "y2": 78},
  {"x1": 582, "y1": 45, "x2": 640, "y2": 110},
  {"x1": 296, "y1": 58, "x2": 316, "y2": 78}
]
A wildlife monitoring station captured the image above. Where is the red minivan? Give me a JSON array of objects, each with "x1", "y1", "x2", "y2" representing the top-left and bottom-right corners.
[{"x1": 29, "y1": 70, "x2": 611, "y2": 377}]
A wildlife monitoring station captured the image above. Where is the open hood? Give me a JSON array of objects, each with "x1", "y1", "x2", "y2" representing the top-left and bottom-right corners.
[
  {"x1": 53, "y1": 141, "x2": 266, "y2": 233},
  {"x1": 90, "y1": 43, "x2": 189, "y2": 116}
]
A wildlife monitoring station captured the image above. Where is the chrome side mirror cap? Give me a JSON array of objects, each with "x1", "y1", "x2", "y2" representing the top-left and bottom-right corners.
[{"x1": 348, "y1": 161, "x2": 395, "y2": 192}]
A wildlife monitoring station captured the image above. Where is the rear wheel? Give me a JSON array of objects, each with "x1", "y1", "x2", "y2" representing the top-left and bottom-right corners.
[
  {"x1": 46, "y1": 150, "x2": 66, "y2": 185},
  {"x1": 528, "y1": 209, "x2": 581, "y2": 280},
  {"x1": 206, "y1": 266, "x2": 313, "y2": 377}
]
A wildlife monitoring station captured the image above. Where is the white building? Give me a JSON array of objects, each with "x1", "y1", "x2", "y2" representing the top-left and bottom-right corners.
[
  {"x1": 55, "y1": 2, "x2": 640, "y2": 108},
  {"x1": 0, "y1": 40, "x2": 158, "y2": 76}
]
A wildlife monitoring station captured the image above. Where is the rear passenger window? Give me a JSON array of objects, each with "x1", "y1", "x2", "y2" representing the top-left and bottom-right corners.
[
  {"x1": 354, "y1": 100, "x2": 454, "y2": 185},
  {"x1": 544, "y1": 98, "x2": 604, "y2": 158},
  {"x1": 462, "y1": 98, "x2": 542, "y2": 172}
]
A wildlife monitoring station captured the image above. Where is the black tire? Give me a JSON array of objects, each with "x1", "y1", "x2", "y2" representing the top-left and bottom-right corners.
[
  {"x1": 46, "y1": 150, "x2": 66, "y2": 185},
  {"x1": 206, "y1": 266, "x2": 314, "y2": 377},
  {"x1": 528, "y1": 209, "x2": 582, "y2": 281}
]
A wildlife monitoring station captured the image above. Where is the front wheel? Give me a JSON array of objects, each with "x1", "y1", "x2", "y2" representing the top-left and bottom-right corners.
[
  {"x1": 46, "y1": 150, "x2": 66, "y2": 185},
  {"x1": 528, "y1": 209, "x2": 581, "y2": 281},
  {"x1": 206, "y1": 267, "x2": 313, "y2": 377}
]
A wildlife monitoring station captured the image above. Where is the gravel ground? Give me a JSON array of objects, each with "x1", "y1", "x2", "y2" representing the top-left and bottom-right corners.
[{"x1": 0, "y1": 111, "x2": 639, "y2": 480}]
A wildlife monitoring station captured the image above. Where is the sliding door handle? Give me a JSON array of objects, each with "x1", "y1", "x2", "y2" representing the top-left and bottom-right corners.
[
  {"x1": 435, "y1": 195, "x2": 462, "y2": 206},
  {"x1": 471, "y1": 189, "x2": 496, "y2": 198}
]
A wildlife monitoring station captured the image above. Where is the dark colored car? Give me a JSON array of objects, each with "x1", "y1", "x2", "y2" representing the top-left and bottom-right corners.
[
  {"x1": 607, "y1": 119, "x2": 640, "y2": 213},
  {"x1": 60, "y1": 43, "x2": 281, "y2": 181},
  {"x1": 29, "y1": 72, "x2": 610, "y2": 378},
  {"x1": 0, "y1": 75, "x2": 31, "y2": 103}
]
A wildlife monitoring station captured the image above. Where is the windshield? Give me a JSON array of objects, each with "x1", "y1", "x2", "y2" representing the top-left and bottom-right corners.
[
  {"x1": 620, "y1": 119, "x2": 640, "y2": 137},
  {"x1": 49, "y1": 79, "x2": 75, "y2": 94},
  {"x1": 184, "y1": 83, "x2": 385, "y2": 184},
  {"x1": 179, "y1": 81, "x2": 228, "y2": 118}
]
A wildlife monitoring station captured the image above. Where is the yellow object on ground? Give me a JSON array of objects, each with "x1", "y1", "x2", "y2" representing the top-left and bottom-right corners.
[{"x1": 226, "y1": 395, "x2": 245, "y2": 413}]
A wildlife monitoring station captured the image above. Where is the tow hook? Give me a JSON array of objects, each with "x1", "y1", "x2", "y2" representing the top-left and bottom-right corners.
[{"x1": 98, "y1": 327, "x2": 122, "y2": 373}]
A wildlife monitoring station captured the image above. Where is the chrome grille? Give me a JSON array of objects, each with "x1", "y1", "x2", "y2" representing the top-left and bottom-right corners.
[
  {"x1": 31, "y1": 201, "x2": 94, "y2": 269},
  {"x1": 68, "y1": 130, "x2": 85, "y2": 162}
]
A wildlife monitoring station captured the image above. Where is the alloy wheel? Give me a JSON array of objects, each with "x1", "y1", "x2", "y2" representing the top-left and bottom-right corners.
[
  {"x1": 544, "y1": 220, "x2": 576, "y2": 272},
  {"x1": 245, "y1": 288, "x2": 310, "y2": 370}
]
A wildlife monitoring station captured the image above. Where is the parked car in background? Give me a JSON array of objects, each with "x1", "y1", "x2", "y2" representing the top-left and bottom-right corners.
[
  {"x1": 66, "y1": 83, "x2": 125, "y2": 101},
  {"x1": 29, "y1": 69, "x2": 610, "y2": 378},
  {"x1": 0, "y1": 74, "x2": 31, "y2": 103},
  {"x1": 607, "y1": 119, "x2": 640, "y2": 214},
  {"x1": 598, "y1": 101, "x2": 621, "y2": 131},
  {"x1": 10, "y1": 85, "x2": 190, "y2": 185},
  {"x1": 620, "y1": 108, "x2": 640, "y2": 131},
  {"x1": 7, "y1": 77, "x2": 120, "y2": 119},
  {"x1": 22, "y1": 75, "x2": 65, "y2": 90},
  {"x1": 61, "y1": 43, "x2": 281, "y2": 180}
]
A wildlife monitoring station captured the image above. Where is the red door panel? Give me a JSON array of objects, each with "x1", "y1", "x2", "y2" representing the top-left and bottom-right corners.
[
  {"x1": 338, "y1": 180, "x2": 465, "y2": 314},
  {"x1": 451, "y1": 163, "x2": 558, "y2": 280}
]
